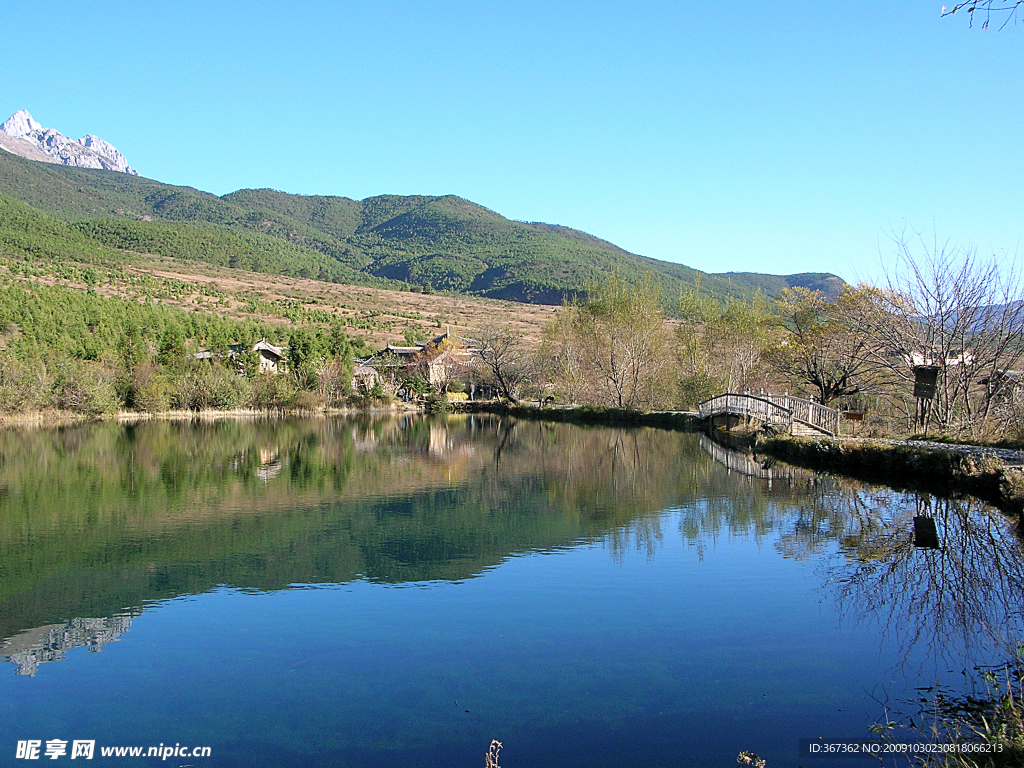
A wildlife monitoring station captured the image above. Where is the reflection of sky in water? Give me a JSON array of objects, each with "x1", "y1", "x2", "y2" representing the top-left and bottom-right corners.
[{"x1": 0, "y1": 418, "x2": 1021, "y2": 768}]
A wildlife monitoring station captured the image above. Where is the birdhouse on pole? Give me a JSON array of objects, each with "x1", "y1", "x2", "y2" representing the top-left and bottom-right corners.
[
  {"x1": 913, "y1": 365, "x2": 940, "y2": 433},
  {"x1": 913, "y1": 365, "x2": 939, "y2": 399}
]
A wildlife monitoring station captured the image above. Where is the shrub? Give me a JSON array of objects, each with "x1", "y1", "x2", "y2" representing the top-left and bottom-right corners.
[
  {"x1": 172, "y1": 364, "x2": 252, "y2": 411},
  {"x1": 0, "y1": 354, "x2": 51, "y2": 412},
  {"x1": 52, "y1": 360, "x2": 119, "y2": 415},
  {"x1": 678, "y1": 372, "x2": 721, "y2": 410},
  {"x1": 251, "y1": 374, "x2": 295, "y2": 411},
  {"x1": 426, "y1": 392, "x2": 450, "y2": 414},
  {"x1": 133, "y1": 373, "x2": 172, "y2": 413},
  {"x1": 289, "y1": 389, "x2": 323, "y2": 412}
]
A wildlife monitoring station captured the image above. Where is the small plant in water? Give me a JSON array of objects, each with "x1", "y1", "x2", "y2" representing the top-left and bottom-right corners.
[
  {"x1": 923, "y1": 661, "x2": 1024, "y2": 767},
  {"x1": 871, "y1": 654, "x2": 1024, "y2": 767},
  {"x1": 484, "y1": 739, "x2": 502, "y2": 768}
]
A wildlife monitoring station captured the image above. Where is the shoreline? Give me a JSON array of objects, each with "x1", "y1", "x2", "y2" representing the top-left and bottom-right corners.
[
  {"x1": 461, "y1": 401, "x2": 1024, "y2": 519},
  {"x1": 0, "y1": 402, "x2": 425, "y2": 430},
  {"x1": 756, "y1": 434, "x2": 1024, "y2": 518},
  {"x1": 455, "y1": 401, "x2": 701, "y2": 430}
]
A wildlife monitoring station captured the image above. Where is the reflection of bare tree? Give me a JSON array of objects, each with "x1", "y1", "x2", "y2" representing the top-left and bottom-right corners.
[
  {"x1": 818, "y1": 492, "x2": 1024, "y2": 666},
  {"x1": 774, "y1": 484, "x2": 903, "y2": 562},
  {"x1": 679, "y1": 435, "x2": 847, "y2": 559},
  {"x1": 698, "y1": 433, "x2": 1024, "y2": 669}
]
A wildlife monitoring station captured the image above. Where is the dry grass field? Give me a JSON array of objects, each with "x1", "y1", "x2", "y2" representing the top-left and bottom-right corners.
[{"x1": 11, "y1": 252, "x2": 560, "y2": 349}]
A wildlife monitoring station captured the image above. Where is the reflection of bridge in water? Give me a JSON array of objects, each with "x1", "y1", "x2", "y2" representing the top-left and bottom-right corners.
[
  {"x1": 699, "y1": 433, "x2": 816, "y2": 487},
  {"x1": 698, "y1": 392, "x2": 839, "y2": 436}
]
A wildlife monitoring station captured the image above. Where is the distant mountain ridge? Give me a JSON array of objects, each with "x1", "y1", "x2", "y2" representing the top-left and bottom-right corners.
[
  {"x1": 0, "y1": 110, "x2": 138, "y2": 175},
  {"x1": 0, "y1": 141, "x2": 843, "y2": 305}
]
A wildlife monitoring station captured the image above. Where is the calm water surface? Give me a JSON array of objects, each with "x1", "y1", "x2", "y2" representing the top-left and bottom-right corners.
[{"x1": 0, "y1": 415, "x2": 1022, "y2": 767}]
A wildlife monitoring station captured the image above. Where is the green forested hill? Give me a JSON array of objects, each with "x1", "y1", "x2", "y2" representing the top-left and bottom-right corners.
[
  {"x1": 0, "y1": 149, "x2": 844, "y2": 303},
  {"x1": 0, "y1": 193, "x2": 127, "y2": 266},
  {"x1": 70, "y1": 218, "x2": 371, "y2": 283}
]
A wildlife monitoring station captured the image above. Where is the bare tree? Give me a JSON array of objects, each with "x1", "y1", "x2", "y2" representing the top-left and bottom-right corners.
[
  {"x1": 943, "y1": 0, "x2": 1024, "y2": 29},
  {"x1": 767, "y1": 287, "x2": 879, "y2": 405},
  {"x1": 414, "y1": 336, "x2": 471, "y2": 394},
  {"x1": 551, "y1": 273, "x2": 671, "y2": 409},
  {"x1": 367, "y1": 351, "x2": 407, "y2": 398},
  {"x1": 846, "y1": 236, "x2": 1024, "y2": 434},
  {"x1": 543, "y1": 304, "x2": 590, "y2": 404},
  {"x1": 676, "y1": 284, "x2": 775, "y2": 406},
  {"x1": 473, "y1": 325, "x2": 536, "y2": 403},
  {"x1": 315, "y1": 357, "x2": 352, "y2": 406}
]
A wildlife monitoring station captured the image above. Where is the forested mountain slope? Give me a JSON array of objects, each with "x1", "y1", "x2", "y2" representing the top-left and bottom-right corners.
[{"x1": 0, "y1": 149, "x2": 843, "y2": 304}]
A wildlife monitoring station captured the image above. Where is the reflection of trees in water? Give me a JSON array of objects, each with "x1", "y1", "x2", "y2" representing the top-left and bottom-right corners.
[
  {"x1": 777, "y1": 480, "x2": 1024, "y2": 666},
  {"x1": 828, "y1": 494, "x2": 1024, "y2": 666},
  {"x1": 5, "y1": 416, "x2": 1022, "y2": 673},
  {"x1": 698, "y1": 435, "x2": 1024, "y2": 667},
  {"x1": 0, "y1": 417, "x2": 724, "y2": 638},
  {"x1": 774, "y1": 483, "x2": 903, "y2": 562},
  {"x1": 488, "y1": 419, "x2": 827, "y2": 559},
  {"x1": 684, "y1": 434, "x2": 847, "y2": 559}
]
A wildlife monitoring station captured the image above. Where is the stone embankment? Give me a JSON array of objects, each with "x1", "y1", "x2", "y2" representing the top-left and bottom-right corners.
[
  {"x1": 757, "y1": 435, "x2": 1024, "y2": 517},
  {"x1": 856, "y1": 437, "x2": 1024, "y2": 466}
]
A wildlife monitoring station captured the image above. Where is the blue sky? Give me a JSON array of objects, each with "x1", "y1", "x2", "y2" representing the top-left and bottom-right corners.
[{"x1": 3, "y1": 1, "x2": 1022, "y2": 282}]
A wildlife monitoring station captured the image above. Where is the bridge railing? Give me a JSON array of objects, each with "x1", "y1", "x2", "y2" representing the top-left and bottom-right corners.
[
  {"x1": 763, "y1": 394, "x2": 839, "y2": 436},
  {"x1": 698, "y1": 393, "x2": 793, "y2": 431},
  {"x1": 698, "y1": 392, "x2": 840, "y2": 436}
]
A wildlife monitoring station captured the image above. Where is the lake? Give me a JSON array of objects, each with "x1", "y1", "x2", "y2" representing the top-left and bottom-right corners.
[{"x1": 1, "y1": 415, "x2": 1021, "y2": 767}]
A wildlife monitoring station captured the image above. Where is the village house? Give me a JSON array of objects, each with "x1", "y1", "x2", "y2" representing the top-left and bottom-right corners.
[
  {"x1": 350, "y1": 363, "x2": 382, "y2": 392},
  {"x1": 192, "y1": 338, "x2": 289, "y2": 375},
  {"x1": 979, "y1": 369, "x2": 1024, "y2": 403},
  {"x1": 359, "y1": 329, "x2": 487, "y2": 396},
  {"x1": 904, "y1": 349, "x2": 976, "y2": 369}
]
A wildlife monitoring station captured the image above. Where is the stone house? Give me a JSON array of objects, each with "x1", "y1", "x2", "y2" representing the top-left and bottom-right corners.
[{"x1": 192, "y1": 338, "x2": 289, "y2": 375}]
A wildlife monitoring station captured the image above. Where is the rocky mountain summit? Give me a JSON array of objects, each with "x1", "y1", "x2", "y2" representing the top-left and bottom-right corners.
[{"x1": 0, "y1": 110, "x2": 138, "y2": 175}]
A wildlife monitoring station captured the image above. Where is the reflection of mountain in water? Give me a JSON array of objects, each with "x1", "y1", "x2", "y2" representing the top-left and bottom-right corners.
[
  {"x1": 0, "y1": 415, "x2": 716, "y2": 639},
  {"x1": 1, "y1": 614, "x2": 136, "y2": 676},
  {"x1": 0, "y1": 415, "x2": 1021, "y2": 669}
]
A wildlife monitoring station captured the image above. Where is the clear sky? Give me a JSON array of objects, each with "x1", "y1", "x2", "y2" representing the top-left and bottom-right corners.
[{"x1": 3, "y1": 1, "x2": 1022, "y2": 282}]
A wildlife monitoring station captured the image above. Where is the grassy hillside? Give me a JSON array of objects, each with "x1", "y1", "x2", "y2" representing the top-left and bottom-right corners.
[
  {"x1": 0, "y1": 149, "x2": 845, "y2": 304},
  {"x1": 0, "y1": 189, "x2": 560, "y2": 353}
]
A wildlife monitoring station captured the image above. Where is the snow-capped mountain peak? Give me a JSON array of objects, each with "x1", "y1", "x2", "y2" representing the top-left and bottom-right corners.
[
  {"x1": 0, "y1": 110, "x2": 138, "y2": 175},
  {"x1": 0, "y1": 109, "x2": 43, "y2": 137}
]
